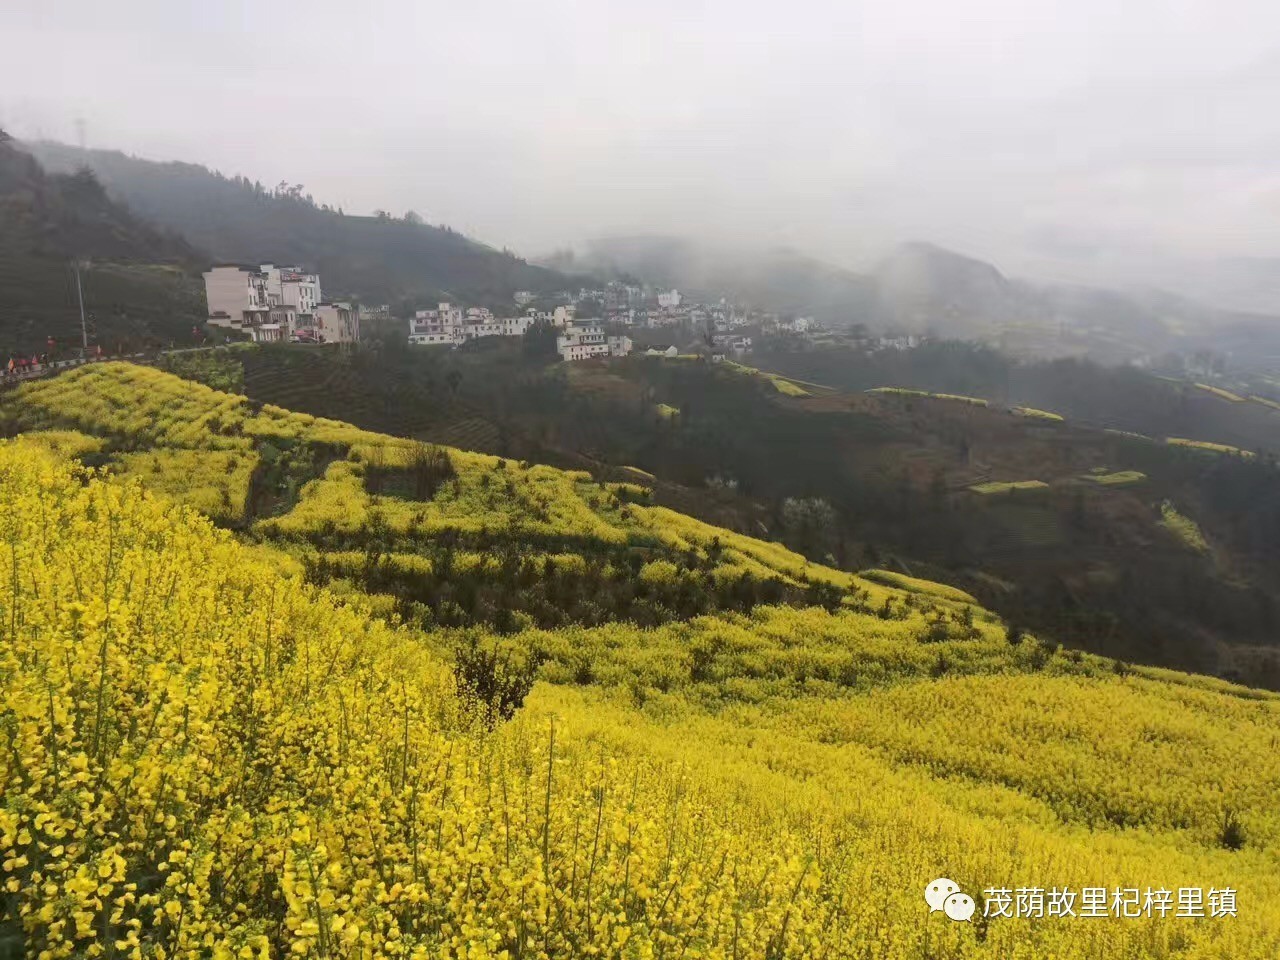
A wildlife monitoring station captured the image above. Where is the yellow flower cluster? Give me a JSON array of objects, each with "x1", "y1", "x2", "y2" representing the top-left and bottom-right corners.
[
  {"x1": 0, "y1": 443, "x2": 858, "y2": 959},
  {"x1": 113, "y1": 448, "x2": 258, "y2": 523},
  {"x1": 535, "y1": 676, "x2": 1280, "y2": 959},
  {"x1": 1165, "y1": 437, "x2": 1253, "y2": 458},
  {"x1": 7, "y1": 362, "x2": 384, "y2": 452},
  {"x1": 1161, "y1": 501, "x2": 1209, "y2": 553},
  {"x1": 867, "y1": 387, "x2": 989, "y2": 406}
]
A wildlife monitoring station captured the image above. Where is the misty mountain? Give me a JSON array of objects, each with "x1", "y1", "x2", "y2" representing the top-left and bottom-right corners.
[
  {"x1": 874, "y1": 244, "x2": 1280, "y2": 361},
  {"x1": 1138, "y1": 256, "x2": 1280, "y2": 316},
  {"x1": 560, "y1": 236, "x2": 878, "y2": 323},
  {"x1": 25, "y1": 140, "x2": 587, "y2": 312},
  {"x1": 0, "y1": 132, "x2": 204, "y2": 354},
  {"x1": 871, "y1": 242, "x2": 1019, "y2": 336},
  {"x1": 576, "y1": 235, "x2": 1275, "y2": 363}
]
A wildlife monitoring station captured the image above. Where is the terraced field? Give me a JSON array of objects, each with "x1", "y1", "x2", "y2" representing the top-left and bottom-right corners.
[{"x1": 240, "y1": 346, "x2": 448, "y2": 438}]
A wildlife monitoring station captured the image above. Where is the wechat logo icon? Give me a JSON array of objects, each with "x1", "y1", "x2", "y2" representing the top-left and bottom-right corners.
[{"x1": 925, "y1": 878, "x2": 976, "y2": 922}]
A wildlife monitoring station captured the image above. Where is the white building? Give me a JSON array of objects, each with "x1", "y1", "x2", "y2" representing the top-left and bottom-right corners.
[
  {"x1": 778, "y1": 315, "x2": 815, "y2": 334},
  {"x1": 203, "y1": 265, "x2": 273, "y2": 340},
  {"x1": 415, "y1": 303, "x2": 463, "y2": 332},
  {"x1": 461, "y1": 318, "x2": 505, "y2": 339},
  {"x1": 204, "y1": 263, "x2": 345, "y2": 343},
  {"x1": 552, "y1": 305, "x2": 576, "y2": 328},
  {"x1": 657, "y1": 289, "x2": 682, "y2": 309},
  {"x1": 260, "y1": 264, "x2": 321, "y2": 317},
  {"x1": 409, "y1": 331, "x2": 463, "y2": 346},
  {"x1": 409, "y1": 302, "x2": 535, "y2": 346},
  {"x1": 557, "y1": 321, "x2": 608, "y2": 361},
  {"x1": 502, "y1": 315, "x2": 535, "y2": 337},
  {"x1": 313, "y1": 302, "x2": 361, "y2": 343},
  {"x1": 513, "y1": 290, "x2": 536, "y2": 307}
]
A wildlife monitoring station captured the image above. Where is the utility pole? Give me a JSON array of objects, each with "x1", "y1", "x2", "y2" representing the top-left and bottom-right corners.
[{"x1": 73, "y1": 260, "x2": 88, "y2": 352}]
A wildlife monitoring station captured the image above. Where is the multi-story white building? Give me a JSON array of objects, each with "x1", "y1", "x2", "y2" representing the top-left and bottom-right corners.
[
  {"x1": 203, "y1": 265, "x2": 273, "y2": 339},
  {"x1": 502, "y1": 315, "x2": 535, "y2": 337},
  {"x1": 411, "y1": 303, "x2": 463, "y2": 336},
  {"x1": 552, "y1": 305, "x2": 576, "y2": 328},
  {"x1": 557, "y1": 321, "x2": 608, "y2": 361},
  {"x1": 203, "y1": 262, "x2": 352, "y2": 343},
  {"x1": 409, "y1": 302, "x2": 535, "y2": 346},
  {"x1": 313, "y1": 302, "x2": 361, "y2": 343},
  {"x1": 260, "y1": 264, "x2": 321, "y2": 316},
  {"x1": 556, "y1": 321, "x2": 633, "y2": 362},
  {"x1": 463, "y1": 319, "x2": 505, "y2": 339},
  {"x1": 657, "y1": 288, "x2": 682, "y2": 309}
]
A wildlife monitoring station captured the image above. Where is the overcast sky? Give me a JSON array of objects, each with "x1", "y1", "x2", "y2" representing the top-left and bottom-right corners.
[{"x1": 5, "y1": 0, "x2": 1280, "y2": 285}]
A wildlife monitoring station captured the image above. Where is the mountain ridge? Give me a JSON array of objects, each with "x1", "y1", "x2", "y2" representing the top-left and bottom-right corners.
[
  {"x1": 24, "y1": 139, "x2": 591, "y2": 312},
  {"x1": 0, "y1": 131, "x2": 206, "y2": 353}
]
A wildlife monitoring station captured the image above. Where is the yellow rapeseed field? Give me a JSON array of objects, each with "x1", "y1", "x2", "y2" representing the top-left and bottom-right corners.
[
  {"x1": 0, "y1": 443, "x2": 856, "y2": 960},
  {"x1": 5, "y1": 363, "x2": 1280, "y2": 958}
]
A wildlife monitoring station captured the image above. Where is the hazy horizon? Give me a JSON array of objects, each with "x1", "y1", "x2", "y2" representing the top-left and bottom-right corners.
[{"x1": 7, "y1": 0, "x2": 1280, "y2": 298}]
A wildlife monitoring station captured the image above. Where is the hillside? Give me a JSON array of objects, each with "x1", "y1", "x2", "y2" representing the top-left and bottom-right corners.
[
  {"x1": 756, "y1": 337, "x2": 1280, "y2": 454},
  {"x1": 0, "y1": 363, "x2": 874, "y2": 630},
  {"x1": 0, "y1": 133, "x2": 205, "y2": 354},
  {"x1": 3, "y1": 364, "x2": 1280, "y2": 957},
  {"x1": 203, "y1": 341, "x2": 1280, "y2": 687},
  {"x1": 25, "y1": 140, "x2": 588, "y2": 311}
]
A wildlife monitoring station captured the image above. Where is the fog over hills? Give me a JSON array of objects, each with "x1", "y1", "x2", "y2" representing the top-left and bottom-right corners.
[
  {"x1": 15, "y1": 131, "x2": 1280, "y2": 369},
  {"x1": 568, "y1": 234, "x2": 1280, "y2": 364},
  {"x1": 9, "y1": 1, "x2": 1280, "y2": 314}
]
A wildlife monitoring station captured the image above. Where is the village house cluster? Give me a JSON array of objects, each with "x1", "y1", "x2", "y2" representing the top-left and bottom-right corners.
[
  {"x1": 408, "y1": 303, "x2": 536, "y2": 345},
  {"x1": 202, "y1": 264, "x2": 361, "y2": 344},
  {"x1": 199, "y1": 264, "x2": 917, "y2": 363},
  {"x1": 408, "y1": 302, "x2": 632, "y2": 362},
  {"x1": 517, "y1": 282, "x2": 845, "y2": 362}
]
